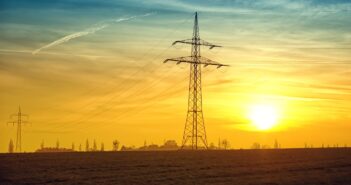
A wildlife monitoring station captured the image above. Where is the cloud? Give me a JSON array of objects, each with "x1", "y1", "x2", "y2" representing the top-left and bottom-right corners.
[
  {"x1": 32, "y1": 12, "x2": 155, "y2": 55},
  {"x1": 0, "y1": 49, "x2": 118, "y2": 59}
]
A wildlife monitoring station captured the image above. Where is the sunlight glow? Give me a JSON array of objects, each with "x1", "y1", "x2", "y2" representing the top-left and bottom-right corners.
[{"x1": 248, "y1": 104, "x2": 279, "y2": 131}]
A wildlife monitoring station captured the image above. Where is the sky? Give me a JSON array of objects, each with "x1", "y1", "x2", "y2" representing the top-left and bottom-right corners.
[{"x1": 1, "y1": 0, "x2": 351, "y2": 152}]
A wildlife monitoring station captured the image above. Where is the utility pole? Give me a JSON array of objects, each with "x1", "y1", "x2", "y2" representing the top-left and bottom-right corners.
[
  {"x1": 164, "y1": 12, "x2": 229, "y2": 149},
  {"x1": 7, "y1": 106, "x2": 29, "y2": 152}
]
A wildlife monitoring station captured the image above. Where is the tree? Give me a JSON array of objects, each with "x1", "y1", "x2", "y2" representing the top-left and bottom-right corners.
[
  {"x1": 41, "y1": 140, "x2": 44, "y2": 149},
  {"x1": 8, "y1": 139, "x2": 14, "y2": 153},
  {"x1": 113, "y1": 140, "x2": 119, "y2": 151},
  {"x1": 86, "y1": 139, "x2": 90, "y2": 152},
  {"x1": 221, "y1": 139, "x2": 230, "y2": 150},
  {"x1": 251, "y1": 142, "x2": 261, "y2": 149},
  {"x1": 209, "y1": 142, "x2": 216, "y2": 150},
  {"x1": 274, "y1": 139, "x2": 279, "y2": 149},
  {"x1": 72, "y1": 143, "x2": 75, "y2": 151},
  {"x1": 79, "y1": 144, "x2": 82, "y2": 152},
  {"x1": 93, "y1": 140, "x2": 97, "y2": 151},
  {"x1": 56, "y1": 139, "x2": 60, "y2": 149},
  {"x1": 101, "y1": 143, "x2": 104, "y2": 152}
]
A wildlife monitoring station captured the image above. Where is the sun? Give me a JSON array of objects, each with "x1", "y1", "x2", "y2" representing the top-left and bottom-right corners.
[{"x1": 248, "y1": 104, "x2": 279, "y2": 130}]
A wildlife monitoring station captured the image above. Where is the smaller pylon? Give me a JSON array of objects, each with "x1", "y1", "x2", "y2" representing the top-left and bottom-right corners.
[{"x1": 7, "y1": 106, "x2": 29, "y2": 152}]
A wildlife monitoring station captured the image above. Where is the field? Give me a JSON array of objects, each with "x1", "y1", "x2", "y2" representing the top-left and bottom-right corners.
[{"x1": 1, "y1": 148, "x2": 351, "y2": 185}]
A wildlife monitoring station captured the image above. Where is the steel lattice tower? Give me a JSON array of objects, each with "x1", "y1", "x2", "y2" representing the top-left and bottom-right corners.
[
  {"x1": 7, "y1": 106, "x2": 29, "y2": 152},
  {"x1": 164, "y1": 12, "x2": 228, "y2": 149}
]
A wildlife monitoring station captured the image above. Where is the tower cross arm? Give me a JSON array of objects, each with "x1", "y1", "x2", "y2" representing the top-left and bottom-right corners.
[
  {"x1": 7, "y1": 121, "x2": 16, "y2": 126},
  {"x1": 164, "y1": 56, "x2": 229, "y2": 68},
  {"x1": 172, "y1": 39, "x2": 222, "y2": 49},
  {"x1": 10, "y1": 114, "x2": 29, "y2": 119}
]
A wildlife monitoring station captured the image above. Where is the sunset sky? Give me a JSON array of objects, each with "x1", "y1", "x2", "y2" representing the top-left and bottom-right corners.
[{"x1": 1, "y1": 0, "x2": 351, "y2": 152}]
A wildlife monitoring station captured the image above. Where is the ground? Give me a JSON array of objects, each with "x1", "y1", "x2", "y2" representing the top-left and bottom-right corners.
[{"x1": 1, "y1": 148, "x2": 351, "y2": 185}]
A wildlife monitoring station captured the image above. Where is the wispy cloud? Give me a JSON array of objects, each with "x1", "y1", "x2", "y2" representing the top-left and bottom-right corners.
[
  {"x1": 0, "y1": 49, "x2": 121, "y2": 59},
  {"x1": 32, "y1": 12, "x2": 155, "y2": 55}
]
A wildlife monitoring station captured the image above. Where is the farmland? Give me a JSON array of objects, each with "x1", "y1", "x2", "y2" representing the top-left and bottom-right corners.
[{"x1": 1, "y1": 148, "x2": 351, "y2": 185}]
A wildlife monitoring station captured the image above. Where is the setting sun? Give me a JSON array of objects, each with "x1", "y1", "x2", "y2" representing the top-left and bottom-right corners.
[{"x1": 248, "y1": 104, "x2": 279, "y2": 131}]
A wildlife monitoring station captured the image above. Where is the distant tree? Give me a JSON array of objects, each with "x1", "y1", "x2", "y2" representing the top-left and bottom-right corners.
[
  {"x1": 113, "y1": 140, "x2": 120, "y2": 151},
  {"x1": 72, "y1": 143, "x2": 75, "y2": 151},
  {"x1": 251, "y1": 142, "x2": 261, "y2": 149},
  {"x1": 93, "y1": 140, "x2": 97, "y2": 151},
  {"x1": 86, "y1": 139, "x2": 89, "y2": 152},
  {"x1": 79, "y1": 144, "x2": 82, "y2": 152},
  {"x1": 209, "y1": 142, "x2": 216, "y2": 150},
  {"x1": 41, "y1": 140, "x2": 44, "y2": 149},
  {"x1": 274, "y1": 139, "x2": 279, "y2": 149},
  {"x1": 322, "y1": 144, "x2": 324, "y2": 148},
  {"x1": 101, "y1": 142, "x2": 104, "y2": 152},
  {"x1": 56, "y1": 140, "x2": 60, "y2": 149},
  {"x1": 8, "y1": 139, "x2": 14, "y2": 153},
  {"x1": 120, "y1": 145, "x2": 126, "y2": 151},
  {"x1": 221, "y1": 139, "x2": 230, "y2": 150}
]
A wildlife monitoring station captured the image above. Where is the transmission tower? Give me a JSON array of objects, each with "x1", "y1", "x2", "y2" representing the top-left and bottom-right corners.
[
  {"x1": 7, "y1": 106, "x2": 29, "y2": 152},
  {"x1": 164, "y1": 12, "x2": 229, "y2": 149}
]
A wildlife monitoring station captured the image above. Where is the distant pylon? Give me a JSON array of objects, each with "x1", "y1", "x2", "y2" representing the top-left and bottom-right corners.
[
  {"x1": 164, "y1": 12, "x2": 229, "y2": 149},
  {"x1": 7, "y1": 106, "x2": 30, "y2": 152}
]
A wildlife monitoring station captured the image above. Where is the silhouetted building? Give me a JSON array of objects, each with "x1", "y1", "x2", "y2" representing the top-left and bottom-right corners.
[{"x1": 36, "y1": 147, "x2": 74, "y2": 153}]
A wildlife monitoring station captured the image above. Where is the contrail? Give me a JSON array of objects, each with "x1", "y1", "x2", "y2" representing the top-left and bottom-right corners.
[{"x1": 32, "y1": 12, "x2": 155, "y2": 55}]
